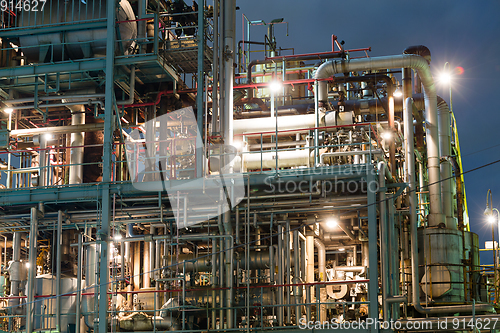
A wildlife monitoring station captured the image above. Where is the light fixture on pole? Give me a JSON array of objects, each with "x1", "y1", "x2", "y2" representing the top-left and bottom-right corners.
[{"x1": 485, "y1": 189, "x2": 500, "y2": 303}]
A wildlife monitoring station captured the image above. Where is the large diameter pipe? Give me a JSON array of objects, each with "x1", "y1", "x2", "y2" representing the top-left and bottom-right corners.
[
  {"x1": 437, "y1": 96, "x2": 455, "y2": 229},
  {"x1": 223, "y1": 0, "x2": 235, "y2": 149},
  {"x1": 69, "y1": 106, "x2": 85, "y2": 184},
  {"x1": 313, "y1": 238, "x2": 326, "y2": 321},
  {"x1": 315, "y1": 54, "x2": 443, "y2": 226},
  {"x1": 405, "y1": 98, "x2": 477, "y2": 315},
  {"x1": 243, "y1": 149, "x2": 311, "y2": 170}
]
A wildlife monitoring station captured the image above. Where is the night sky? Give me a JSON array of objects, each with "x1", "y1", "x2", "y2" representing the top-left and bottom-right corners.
[{"x1": 235, "y1": 0, "x2": 500, "y2": 264}]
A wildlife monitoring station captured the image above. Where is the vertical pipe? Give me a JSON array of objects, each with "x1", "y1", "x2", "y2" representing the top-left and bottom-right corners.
[
  {"x1": 196, "y1": 0, "x2": 205, "y2": 178},
  {"x1": 313, "y1": 238, "x2": 326, "y2": 321},
  {"x1": 218, "y1": 238, "x2": 224, "y2": 326},
  {"x1": 211, "y1": 238, "x2": 216, "y2": 329},
  {"x1": 293, "y1": 230, "x2": 300, "y2": 322},
  {"x1": 222, "y1": 0, "x2": 234, "y2": 148},
  {"x1": 9, "y1": 232, "x2": 21, "y2": 327},
  {"x1": 378, "y1": 162, "x2": 389, "y2": 321},
  {"x1": 56, "y1": 211, "x2": 63, "y2": 332},
  {"x1": 211, "y1": 0, "x2": 219, "y2": 134},
  {"x1": 285, "y1": 220, "x2": 291, "y2": 323},
  {"x1": 144, "y1": 237, "x2": 151, "y2": 289},
  {"x1": 306, "y1": 234, "x2": 314, "y2": 287},
  {"x1": 99, "y1": 0, "x2": 116, "y2": 330},
  {"x1": 26, "y1": 207, "x2": 38, "y2": 333},
  {"x1": 367, "y1": 167, "x2": 379, "y2": 321},
  {"x1": 437, "y1": 97, "x2": 455, "y2": 228},
  {"x1": 39, "y1": 135, "x2": 47, "y2": 186},
  {"x1": 405, "y1": 97, "x2": 424, "y2": 312},
  {"x1": 6, "y1": 111, "x2": 11, "y2": 188},
  {"x1": 76, "y1": 234, "x2": 82, "y2": 333},
  {"x1": 388, "y1": 95, "x2": 396, "y2": 177},
  {"x1": 277, "y1": 224, "x2": 283, "y2": 326},
  {"x1": 69, "y1": 106, "x2": 85, "y2": 184}
]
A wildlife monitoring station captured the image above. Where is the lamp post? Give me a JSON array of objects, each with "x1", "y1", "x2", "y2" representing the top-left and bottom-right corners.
[{"x1": 485, "y1": 189, "x2": 499, "y2": 302}]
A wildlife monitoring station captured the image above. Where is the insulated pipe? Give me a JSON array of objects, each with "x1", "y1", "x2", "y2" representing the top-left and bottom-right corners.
[
  {"x1": 243, "y1": 149, "x2": 311, "y2": 170},
  {"x1": 315, "y1": 54, "x2": 443, "y2": 226},
  {"x1": 320, "y1": 149, "x2": 383, "y2": 164},
  {"x1": 149, "y1": 226, "x2": 155, "y2": 281},
  {"x1": 56, "y1": 211, "x2": 63, "y2": 332},
  {"x1": 4, "y1": 94, "x2": 106, "y2": 104},
  {"x1": 11, "y1": 123, "x2": 106, "y2": 137},
  {"x1": 75, "y1": 234, "x2": 82, "y2": 333},
  {"x1": 313, "y1": 237, "x2": 326, "y2": 321},
  {"x1": 211, "y1": 0, "x2": 219, "y2": 134},
  {"x1": 335, "y1": 266, "x2": 366, "y2": 274},
  {"x1": 337, "y1": 223, "x2": 355, "y2": 240},
  {"x1": 223, "y1": 0, "x2": 235, "y2": 150},
  {"x1": 69, "y1": 105, "x2": 85, "y2": 184},
  {"x1": 378, "y1": 162, "x2": 390, "y2": 322},
  {"x1": 8, "y1": 232, "x2": 21, "y2": 317},
  {"x1": 404, "y1": 98, "x2": 479, "y2": 315},
  {"x1": 293, "y1": 230, "x2": 301, "y2": 320},
  {"x1": 313, "y1": 238, "x2": 325, "y2": 282},
  {"x1": 437, "y1": 96, "x2": 455, "y2": 229},
  {"x1": 306, "y1": 234, "x2": 315, "y2": 286},
  {"x1": 26, "y1": 207, "x2": 38, "y2": 333}
]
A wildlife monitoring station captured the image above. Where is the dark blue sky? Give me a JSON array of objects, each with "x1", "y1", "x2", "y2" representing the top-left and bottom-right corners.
[{"x1": 236, "y1": 0, "x2": 500, "y2": 263}]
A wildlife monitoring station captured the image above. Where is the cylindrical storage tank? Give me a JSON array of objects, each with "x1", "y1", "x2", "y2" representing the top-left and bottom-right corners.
[
  {"x1": 34, "y1": 275, "x2": 78, "y2": 333},
  {"x1": 18, "y1": 0, "x2": 136, "y2": 62},
  {"x1": 417, "y1": 227, "x2": 465, "y2": 302}
]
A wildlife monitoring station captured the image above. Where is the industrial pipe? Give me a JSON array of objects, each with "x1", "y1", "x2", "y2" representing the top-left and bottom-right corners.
[
  {"x1": 68, "y1": 105, "x2": 85, "y2": 184},
  {"x1": 378, "y1": 162, "x2": 390, "y2": 321},
  {"x1": 315, "y1": 54, "x2": 443, "y2": 227},
  {"x1": 437, "y1": 96, "x2": 455, "y2": 229},
  {"x1": 404, "y1": 97, "x2": 485, "y2": 315}
]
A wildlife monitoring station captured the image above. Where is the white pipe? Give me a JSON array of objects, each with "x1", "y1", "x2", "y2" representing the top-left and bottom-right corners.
[
  {"x1": 69, "y1": 106, "x2": 85, "y2": 184},
  {"x1": 243, "y1": 149, "x2": 311, "y2": 170},
  {"x1": 313, "y1": 238, "x2": 326, "y2": 320},
  {"x1": 306, "y1": 235, "x2": 314, "y2": 285},
  {"x1": 11, "y1": 123, "x2": 106, "y2": 137},
  {"x1": 335, "y1": 266, "x2": 366, "y2": 274},
  {"x1": 437, "y1": 97, "x2": 455, "y2": 229},
  {"x1": 320, "y1": 149, "x2": 383, "y2": 164},
  {"x1": 378, "y1": 162, "x2": 389, "y2": 321},
  {"x1": 313, "y1": 238, "x2": 326, "y2": 282},
  {"x1": 315, "y1": 54, "x2": 443, "y2": 226},
  {"x1": 404, "y1": 97, "x2": 477, "y2": 315},
  {"x1": 234, "y1": 114, "x2": 316, "y2": 135}
]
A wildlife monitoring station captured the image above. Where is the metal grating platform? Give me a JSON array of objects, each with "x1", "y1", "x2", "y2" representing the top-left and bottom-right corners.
[{"x1": 162, "y1": 38, "x2": 213, "y2": 73}]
